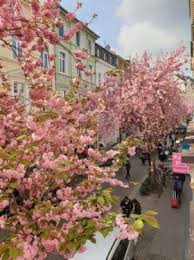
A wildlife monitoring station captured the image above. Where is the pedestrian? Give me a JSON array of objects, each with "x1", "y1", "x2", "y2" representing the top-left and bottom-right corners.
[
  {"x1": 171, "y1": 133, "x2": 176, "y2": 148},
  {"x1": 147, "y1": 153, "x2": 151, "y2": 166},
  {"x1": 132, "y1": 199, "x2": 142, "y2": 215},
  {"x1": 159, "y1": 148, "x2": 166, "y2": 162},
  {"x1": 99, "y1": 143, "x2": 104, "y2": 150},
  {"x1": 140, "y1": 151, "x2": 147, "y2": 165},
  {"x1": 174, "y1": 177, "x2": 183, "y2": 204},
  {"x1": 135, "y1": 145, "x2": 141, "y2": 157},
  {"x1": 125, "y1": 156, "x2": 131, "y2": 179},
  {"x1": 175, "y1": 174, "x2": 186, "y2": 188},
  {"x1": 158, "y1": 143, "x2": 162, "y2": 156},
  {"x1": 120, "y1": 196, "x2": 133, "y2": 217}
]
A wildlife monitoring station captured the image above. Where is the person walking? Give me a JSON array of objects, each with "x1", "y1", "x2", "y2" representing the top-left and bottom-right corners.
[
  {"x1": 140, "y1": 151, "x2": 147, "y2": 165},
  {"x1": 174, "y1": 177, "x2": 183, "y2": 204},
  {"x1": 132, "y1": 199, "x2": 142, "y2": 215},
  {"x1": 171, "y1": 133, "x2": 176, "y2": 148},
  {"x1": 120, "y1": 196, "x2": 133, "y2": 217},
  {"x1": 125, "y1": 156, "x2": 131, "y2": 179}
]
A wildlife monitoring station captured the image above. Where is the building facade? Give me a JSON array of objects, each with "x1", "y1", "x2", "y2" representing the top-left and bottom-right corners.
[
  {"x1": 95, "y1": 44, "x2": 116, "y2": 84},
  {"x1": 54, "y1": 7, "x2": 99, "y2": 97},
  {"x1": 0, "y1": 0, "x2": 55, "y2": 105}
]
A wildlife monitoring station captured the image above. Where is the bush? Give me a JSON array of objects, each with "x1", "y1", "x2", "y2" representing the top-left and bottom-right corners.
[{"x1": 140, "y1": 177, "x2": 152, "y2": 196}]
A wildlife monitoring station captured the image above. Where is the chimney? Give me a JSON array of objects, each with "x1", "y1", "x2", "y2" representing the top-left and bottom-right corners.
[{"x1": 105, "y1": 44, "x2": 110, "y2": 50}]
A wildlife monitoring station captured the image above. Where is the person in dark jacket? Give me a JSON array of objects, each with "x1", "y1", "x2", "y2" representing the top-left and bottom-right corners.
[
  {"x1": 174, "y1": 177, "x2": 183, "y2": 203},
  {"x1": 140, "y1": 152, "x2": 148, "y2": 165},
  {"x1": 132, "y1": 199, "x2": 142, "y2": 215},
  {"x1": 120, "y1": 196, "x2": 133, "y2": 217},
  {"x1": 125, "y1": 157, "x2": 131, "y2": 179}
]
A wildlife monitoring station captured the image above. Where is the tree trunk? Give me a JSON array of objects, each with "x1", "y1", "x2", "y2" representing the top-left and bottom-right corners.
[{"x1": 149, "y1": 152, "x2": 157, "y2": 188}]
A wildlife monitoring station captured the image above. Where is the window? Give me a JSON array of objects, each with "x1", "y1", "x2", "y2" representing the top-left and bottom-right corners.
[
  {"x1": 12, "y1": 37, "x2": 22, "y2": 59},
  {"x1": 76, "y1": 32, "x2": 80, "y2": 46},
  {"x1": 77, "y1": 68, "x2": 82, "y2": 78},
  {"x1": 106, "y1": 53, "x2": 109, "y2": 62},
  {"x1": 111, "y1": 239, "x2": 129, "y2": 260},
  {"x1": 42, "y1": 49, "x2": 49, "y2": 69},
  {"x1": 13, "y1": 82, "x2": 25, "y2": 96},
  {"x1": 88, "y1": 39, "x2": 92, "y2": 54},
  {"x1": 60, "y1": 89, "x2": 66, "y2": 97},
  {"x1": 59, "y1": 52, "x2": 66, "y2": 73},
  {"x1": 104, "y1": 52, "x2": 109, "y2": 62},
  {"x1": 89, "y1": 65, "x2": 93, "y2": 82},
  {"x1": 96, "y1": 48, "x2": 101, "y2": 58},
  {"x1": 98, "y1": 73, "x2": 101, "y2": 83},
  {"x1": 110, "y1": 56, "x2": 115, "y2": 65},
  {"x1": 13, "y1": 82, "x2": 19, "y2": 94},
  {"x1": 59, "y1": 23, "x2": 64, "y2": 37}
]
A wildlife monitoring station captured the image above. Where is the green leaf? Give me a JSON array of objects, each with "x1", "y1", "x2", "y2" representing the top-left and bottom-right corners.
[
  {"x1": 20, "y1": 159, "x2": 30, "y2": 166},
  {"x1": 16, "y1": 135, "x2": 27, "y2": 141},
  {"x1": 97, "y1": 197, "x2": 105, "y2": 206},
  {"x1": 0, "y1": 151, "x2": 10, "y2": 160},
  {"x1": 9, "y1": 247, "x2": 22, "y2": 259},
  {"x1": 129, "y1": 181, "x2": 140, "y2": 186},
  {"x1": 140, "y1": 215, "x2": 160, "y2": 228},
  {"x1": 89, "y1": 236, "x2": 96, "y2": 244},
  {"x1": 130, "y1": 214, "x2": 140, "y2": 220},
  {"x1": 100, "y1": 227, "x2": 113, "y2": 238},
  {"x1": 9, "y1": 182, "x2": 17, "y2": 189},
  {"x1": 1, "y1": 248, "x2": 9, "y2": 260},
  {"x1": 144, "y1": 210, "x2": 158, "y2": 216},
  {"x1": 56, "y1": 172, "x2": 69, "y2": 181}
]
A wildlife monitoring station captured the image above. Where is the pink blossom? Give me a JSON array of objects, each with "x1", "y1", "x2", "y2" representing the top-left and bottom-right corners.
[
  {"x1": 128, "y1": 146, "x2": 136, "y2": 156},
  {"x1": 106, "y1": 150, "x2": 118, "y2": 159},
  {"x1": 73, "y1": 21, "x2": 85, "y2": 33},
  {"x1": 41, "y1": 239, "x2": 59, "y2": 253},
  {"x1": 26, "y1": 116, "x2": 36, "y2": 130},
  {"x1": 80, "y1": 135, "x2": 94, "y2": 145},
  {"x1": 84, "y1": 70, "x2": 93, "y2": 77},
  {"x1": 76, "y1": 63, "x2": 86, "y2": 71},
  {"x1": 0, "y1": 216, "x2": 6, "y2": 228},
  {"x1": 64, "y1": 30, "x2": 75, "y2": 41},
  {"x1": 71, "y1": 77, "x2": 80, "y2": 86},
  {"x1": 78, "y1": 246, "x2": 87, "y2": 253},
  {"x1": 56, "y1": 187, "x2": 72, "y2": 200},
  {"x1": 74, "y1": 49, "x2": 88, "y2": 60},
  {"x1": 0, "y1": 200, "x2": 9, "y2": 210},
  {"x1": 65, "y1": 12, "x2": 75, "y2": 21}
]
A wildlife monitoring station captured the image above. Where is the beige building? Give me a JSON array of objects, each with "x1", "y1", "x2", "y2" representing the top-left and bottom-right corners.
[
  {"x1": 54, "y1": 7, "x2": 99, "y2": 97},
  {"x1": 0, "y1": 0, "x2": 55, "y2": 105}
]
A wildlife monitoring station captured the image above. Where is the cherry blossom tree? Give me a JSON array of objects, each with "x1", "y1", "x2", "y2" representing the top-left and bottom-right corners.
[
  {"x1": 99, "y1": 48, "x2": 188, "y2": 184},
  {"x1": 0, "y1": 1, "x2": 158, "y2": 259}
]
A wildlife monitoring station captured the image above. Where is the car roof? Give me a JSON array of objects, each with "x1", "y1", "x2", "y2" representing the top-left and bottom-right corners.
[{"x1": 71, "y1": 229, "x2": 119, "y2": 260}]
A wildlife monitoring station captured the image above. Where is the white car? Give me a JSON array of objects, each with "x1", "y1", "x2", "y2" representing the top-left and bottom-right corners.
[{"x1": 72, "y1": 229, "x2": 136, "y2": 260}]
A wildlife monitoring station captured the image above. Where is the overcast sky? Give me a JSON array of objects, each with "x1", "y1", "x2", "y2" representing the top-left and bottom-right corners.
[{"x1": 62, "y1": 0, "x2": 190, "y2": 58}]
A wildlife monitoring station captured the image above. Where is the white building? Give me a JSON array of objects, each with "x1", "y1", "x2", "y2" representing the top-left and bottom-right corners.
[{"x1": 95, "y1": 44, "x2": 116, "y2": 85}]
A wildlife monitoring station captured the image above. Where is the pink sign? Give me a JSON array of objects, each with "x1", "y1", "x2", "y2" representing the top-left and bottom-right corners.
[{"x1": 172, "y1": 153, "x2": 190, "y2": 174}]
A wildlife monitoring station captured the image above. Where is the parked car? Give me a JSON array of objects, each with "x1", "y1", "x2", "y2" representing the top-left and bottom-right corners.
[{"x1": 72, "y1": 229, "x2": 136, "y2": 260}]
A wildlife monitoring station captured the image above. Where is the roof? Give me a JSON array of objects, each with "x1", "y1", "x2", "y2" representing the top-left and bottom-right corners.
[
  {"x1": 95, "y1": 43, "x2": 116, "y2": 56},
  {"x1": 59, "y1": 6, "x2": 99, "y2": 39},
  {"x1": 72, "y1": 229, "x2": 119, "y2": 260}
]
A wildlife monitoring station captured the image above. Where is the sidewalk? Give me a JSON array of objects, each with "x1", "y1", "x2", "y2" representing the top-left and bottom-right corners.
[
  {"x1": 112, "y1": 153, "x2": 192, "y2": 259},
  {"x1": 133, "y1": 176, "x2": 192, "y2": 260}
]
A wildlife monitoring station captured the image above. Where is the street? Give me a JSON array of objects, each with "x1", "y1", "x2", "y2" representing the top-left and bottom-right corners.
[{"x1": 116, "y1": 156, "x2": 192, "y2": 260}]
